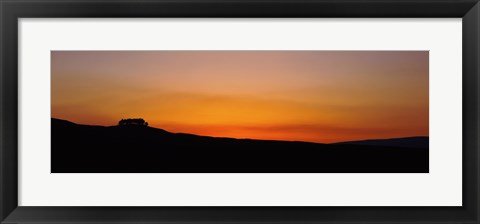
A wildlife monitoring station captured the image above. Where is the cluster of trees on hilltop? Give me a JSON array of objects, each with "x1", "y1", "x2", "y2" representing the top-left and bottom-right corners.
[{"x1": 118, "y1": 118, "x2": 148, "y2": 126}]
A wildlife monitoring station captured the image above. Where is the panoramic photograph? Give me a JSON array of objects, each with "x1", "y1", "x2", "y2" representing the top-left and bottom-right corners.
[{"x1": 51, "y1": 51, "x2": 429, "y2": 173}]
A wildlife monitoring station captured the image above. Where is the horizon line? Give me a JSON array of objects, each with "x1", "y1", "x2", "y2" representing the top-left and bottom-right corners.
[{"x1": 51, "y1": 117, "x2": 429, "y2": 145}]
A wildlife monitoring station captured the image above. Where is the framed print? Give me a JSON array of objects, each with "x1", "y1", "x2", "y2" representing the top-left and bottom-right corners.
[{"x1": 1, "y1": 0, "x2": 479, "y2": 223}]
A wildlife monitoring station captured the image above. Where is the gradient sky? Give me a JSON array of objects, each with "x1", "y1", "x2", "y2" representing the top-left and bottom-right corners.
[{"x1": 51, "y1": 51, "x2": 428, "y2": 143}]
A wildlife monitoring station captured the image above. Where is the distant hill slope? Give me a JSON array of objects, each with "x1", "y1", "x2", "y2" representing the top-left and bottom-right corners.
[
  {"x1": 336, "y1": 136, "x2": 429, "y2": 148},
  {"x1": 51, "y1": 118, "x2": 429, "y2": 173}
]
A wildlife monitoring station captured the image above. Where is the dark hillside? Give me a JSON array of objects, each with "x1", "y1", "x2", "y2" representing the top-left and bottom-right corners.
[
  {"x1": 52, "y1": 118, "x2": 429, "y2": 173},
  {"x1": 336, "y1": 136, "x2": 428, "y2": 148}
]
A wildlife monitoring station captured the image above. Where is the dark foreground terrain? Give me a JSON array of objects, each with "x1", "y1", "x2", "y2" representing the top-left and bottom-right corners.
[{"x1": 52, "y1": 118, "x2": 429, "y2": 173}]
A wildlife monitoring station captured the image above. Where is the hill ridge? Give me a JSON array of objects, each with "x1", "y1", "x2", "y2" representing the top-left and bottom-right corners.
[
  {"x1": 51, "y1": 118, "x2": 429, "y2": 173},
  {"x1": 52, "y1": 118, "x2": 427, "y2": 146}
]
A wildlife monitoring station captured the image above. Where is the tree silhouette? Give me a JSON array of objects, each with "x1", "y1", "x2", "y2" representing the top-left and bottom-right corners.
[{"x1": 118, "y1": 118, "x2": 148, "y2": 126}]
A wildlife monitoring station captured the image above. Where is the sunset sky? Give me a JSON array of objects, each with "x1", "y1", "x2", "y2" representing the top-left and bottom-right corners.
[{"x1": 51, "y1": 51, "x2": 428, "y2": 143}]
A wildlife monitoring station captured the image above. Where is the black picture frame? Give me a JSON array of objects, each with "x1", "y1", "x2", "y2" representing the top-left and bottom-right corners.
[{"x1": 1, "y1": 0, "x2": 479, "y2": 223}]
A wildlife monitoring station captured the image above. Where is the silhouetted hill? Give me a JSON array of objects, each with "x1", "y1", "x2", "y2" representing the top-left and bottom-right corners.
[
  {"x1": 336, "y1": 136, "x2": 429, "y2": 148},
  {"x1": 51, "y1": 118, "x2": 429, "y2": 173}
]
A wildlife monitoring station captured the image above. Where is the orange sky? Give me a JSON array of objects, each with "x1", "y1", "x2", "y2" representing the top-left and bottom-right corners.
[{"x1": 51, "y1": 51, "x2": 428, "y2": 143}]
